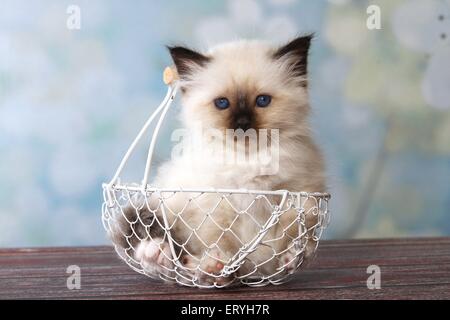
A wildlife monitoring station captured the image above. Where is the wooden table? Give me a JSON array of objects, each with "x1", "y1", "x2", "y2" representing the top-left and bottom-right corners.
[{"x1": 1, "y1": 237, "x2": 449, "y2": 300}]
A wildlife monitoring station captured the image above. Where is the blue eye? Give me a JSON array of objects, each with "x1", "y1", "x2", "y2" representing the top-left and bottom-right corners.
[
  {"x1": 256, "y1": 95, "x2": 272, "y2": 107},
  {"x1": 214, "y1": 97, "x2": 230, "y2": 110}
]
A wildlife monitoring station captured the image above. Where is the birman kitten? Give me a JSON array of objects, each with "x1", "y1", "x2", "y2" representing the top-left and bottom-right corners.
[{"x1": 110, "y1": 35, "x2": 326, "y2": 285}]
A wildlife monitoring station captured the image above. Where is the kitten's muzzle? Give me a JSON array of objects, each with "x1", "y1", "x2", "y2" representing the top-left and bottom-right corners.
[{"x1": 234, "y1": 115, "x2": 252, "y2": 131}]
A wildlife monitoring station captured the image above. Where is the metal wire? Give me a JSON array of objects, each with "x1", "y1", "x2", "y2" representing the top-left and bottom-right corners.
[{"x1": 101, "y1": 78, "x2": 331, "y2": 288}]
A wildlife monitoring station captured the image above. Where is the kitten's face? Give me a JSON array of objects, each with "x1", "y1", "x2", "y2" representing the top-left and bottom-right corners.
[{"x1": 169, "y1": 36, "x2": 312, "y2": 135}]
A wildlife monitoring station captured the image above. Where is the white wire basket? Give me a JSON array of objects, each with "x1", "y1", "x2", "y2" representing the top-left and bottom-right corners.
[{"x1": 102, "y1": 68, "x2": 331, "y2": 288}]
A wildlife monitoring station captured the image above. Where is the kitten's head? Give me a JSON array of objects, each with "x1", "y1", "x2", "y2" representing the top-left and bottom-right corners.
[{"x1": 168, "y1": 36, "x2": 313, "y2": 135}]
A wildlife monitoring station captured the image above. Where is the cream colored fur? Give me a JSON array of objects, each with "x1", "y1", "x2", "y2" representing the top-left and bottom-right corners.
[{"x1": 130, "y1": 39, "x2": 326, "y2": 285}]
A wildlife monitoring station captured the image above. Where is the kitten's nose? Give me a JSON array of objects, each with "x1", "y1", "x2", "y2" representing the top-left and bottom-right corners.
[{"x1": 235, "y1": 116, "x2": 251, "y2": 130}]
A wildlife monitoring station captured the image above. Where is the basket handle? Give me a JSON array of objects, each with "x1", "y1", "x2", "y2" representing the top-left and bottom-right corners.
[
  {"x1": 106, "y1": 67, "x2": 179, "y2": 189},
  {"x1": 141, "y1": 67, "x2": 179, "y2": 189}
]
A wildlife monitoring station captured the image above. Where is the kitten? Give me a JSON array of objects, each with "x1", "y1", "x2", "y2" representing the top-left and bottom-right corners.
[{"x1": 109, "y1": 35, "x2": 326, "y2": 285}]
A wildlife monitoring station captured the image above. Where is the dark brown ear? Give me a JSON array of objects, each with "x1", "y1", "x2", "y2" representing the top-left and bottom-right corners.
[
  {"x1": 272, "y1": 34, "x2": 313, "y2": 78},
  {"x1": 167, "y1": 46, "x2": 210, "y2": 79}
]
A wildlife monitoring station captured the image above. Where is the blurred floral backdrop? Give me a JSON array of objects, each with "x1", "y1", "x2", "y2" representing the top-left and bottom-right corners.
[{"x1": 0, "y1": 0, "x2": 449, "y2": 247}]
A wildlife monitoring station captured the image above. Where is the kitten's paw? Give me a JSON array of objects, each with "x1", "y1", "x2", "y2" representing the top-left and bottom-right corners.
[
  {"x1": 135, "y1": 238, "x2": 173, "y2": 277},
  {"x1": 278, "y1": 247, "x2": 300, "y2": 274},
  {"x1": 304, "y1": 239, "x2": 318, "y2": 259},
  {"x1": 194, "y1": 249, "x2": 233, "y2": 286}
]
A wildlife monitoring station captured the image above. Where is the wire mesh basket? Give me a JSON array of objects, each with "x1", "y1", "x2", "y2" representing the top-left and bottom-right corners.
[{"x1": 102, "y1": 67, "x2": 331, "y2": 288}]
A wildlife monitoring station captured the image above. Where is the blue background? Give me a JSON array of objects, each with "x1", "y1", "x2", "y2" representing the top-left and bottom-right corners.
[{"x1": 1, "y1": 0, "x2": 450, "y2": 247}]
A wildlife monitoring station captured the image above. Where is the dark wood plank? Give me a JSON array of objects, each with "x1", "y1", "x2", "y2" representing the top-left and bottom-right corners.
[{"x1": 1, "y1": 237, "x2": 449, "y2": 299}]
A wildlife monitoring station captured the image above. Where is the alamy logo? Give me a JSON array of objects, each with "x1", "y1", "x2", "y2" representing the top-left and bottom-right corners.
[
  {"x1": 171, "y1": 126, "x2": 280, "y2": 175},
  {"x1": 66, "y1": 265, "x2": 81, "y2": 290},
  {"x1": 367, "y1": 5, "x2": 381, "y2": 30},
  {"x1": 366, "y1": 265, "x2": 381, "y2": 289},
  {"x1": 66, "y1": 5, "x2": 81, "y2": 30}
]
